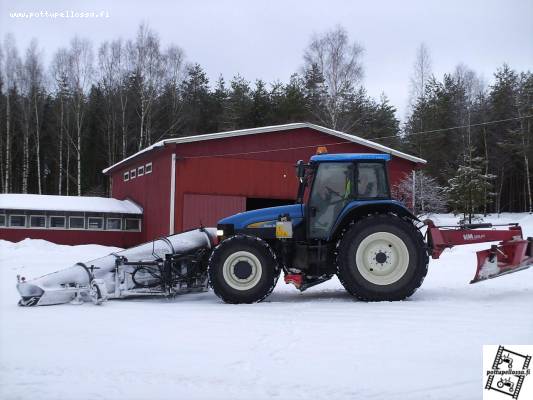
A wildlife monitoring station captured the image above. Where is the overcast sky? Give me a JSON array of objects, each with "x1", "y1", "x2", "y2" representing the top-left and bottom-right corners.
[{"x1": 1, "y1": 0, "x2": 532, "y2": 120}]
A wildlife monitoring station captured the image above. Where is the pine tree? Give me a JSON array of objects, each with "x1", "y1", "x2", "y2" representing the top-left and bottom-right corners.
[{"x1": 446, "y1": 157, "x2": 496, "y2": 223}]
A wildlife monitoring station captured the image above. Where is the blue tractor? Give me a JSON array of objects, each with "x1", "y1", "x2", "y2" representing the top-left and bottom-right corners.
[{"x1": 208, "y1": 152, "x2": 429, "y2": 303}]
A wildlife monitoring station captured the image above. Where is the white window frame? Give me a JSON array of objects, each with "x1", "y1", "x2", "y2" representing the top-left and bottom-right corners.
[
  {"x1": 145, "y1": 162, "x2": 152, "y2": 174},
  {"x1": 9, "y1": 214, "x2": 27, "y2": 228},
  {"x1": 130, "y1": 169, "x2": 136, "y2": 179},
  {"x1": 49, "y1": 215, "x2": 66, "y2": 229},
  {"x1": 69, "y1": 216, "x2": 85, "y2": 230},
  {"x1": 29, "y1": 215, "x2": 47, "y2": 229},
  {"x1": 125, "y1": 218, "x2": 142, "y2": 232},
  {"x1": 138, "y1": 165, "x2": 144, "y2": 176},
  {"x1": 0, "y1": 214, "x2": 6, "y2": 227},
  {"x1": 106, "y1": 217, "x2": 122, "y2": 231},
  {"x1": 87, "y1": 217, "x2": 104, "y2": 230},
  {"x1": 123, "y1": 171, "x2": 129, "y2": 182}
]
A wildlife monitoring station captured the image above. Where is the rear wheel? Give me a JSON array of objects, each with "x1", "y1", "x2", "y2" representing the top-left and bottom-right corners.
[
  {"x1": 337, "y1": 214, "x2": 428, "y2": 301},
  {"x1": 208, "y1": 235, "x2": 280, "y2": 304}
]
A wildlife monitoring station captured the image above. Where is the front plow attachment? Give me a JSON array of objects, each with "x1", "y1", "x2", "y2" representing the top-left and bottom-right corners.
[
  {"x1": 425, "y1": 220, "x2": 533, "y2": 284},
  {"x1": 16, "y1": 228, "x2": 216, "y2": 306}
]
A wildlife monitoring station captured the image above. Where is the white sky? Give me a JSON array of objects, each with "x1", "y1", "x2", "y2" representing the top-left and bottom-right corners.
[{"x1": 1, "y1": 0, "x2": 532, "y2": 120}]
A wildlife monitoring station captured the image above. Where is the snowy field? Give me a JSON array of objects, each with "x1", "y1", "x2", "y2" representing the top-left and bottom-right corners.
[{"x1": 1, "y1": 213, "x2": 532, "y2": 400}]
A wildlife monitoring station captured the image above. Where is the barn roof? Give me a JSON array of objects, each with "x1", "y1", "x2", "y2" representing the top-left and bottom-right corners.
[
  {"x1": 102, "y1": 122, "x2": 426, "y2": 174},
  {"x1": 0, "y1": 194, "x2": 143, "y2": 214}
]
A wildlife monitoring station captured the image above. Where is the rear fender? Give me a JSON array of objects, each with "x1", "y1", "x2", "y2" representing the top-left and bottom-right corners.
[{"x1": 329, "y1": 200, "x2": 419, "y2": 241}]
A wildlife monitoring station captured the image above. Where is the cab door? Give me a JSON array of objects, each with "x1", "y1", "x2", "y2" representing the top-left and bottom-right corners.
[{"x1": 307, "y1": 162, "x2": 354, "y2": 239}]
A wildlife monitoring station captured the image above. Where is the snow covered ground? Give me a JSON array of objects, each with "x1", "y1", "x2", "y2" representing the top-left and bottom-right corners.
[{"x1": 1, "y1": 213, "x2": 532, "y2": 400}]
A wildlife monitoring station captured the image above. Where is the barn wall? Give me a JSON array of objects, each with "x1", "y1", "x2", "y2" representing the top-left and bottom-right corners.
[
  {"x1": 110, "y1": 146, "x2": 174, "y2": 242},
  {"x1": 109, "y1": 127, "x2": 420, "y2": 239}
]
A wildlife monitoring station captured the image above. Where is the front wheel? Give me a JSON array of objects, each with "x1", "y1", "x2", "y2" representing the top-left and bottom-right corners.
[
  {"x1": 337, "y1": 214, "x2": 428, "y2": 301},
  {"x1": 208, "y1": 235, "x2": 280, "y2": 304}
]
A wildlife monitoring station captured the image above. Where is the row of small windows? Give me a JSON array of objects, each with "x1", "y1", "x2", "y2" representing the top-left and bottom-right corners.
[
  {"x1": 0, "y1": 214, "x2": 141, "y2": 231},
  {"x1": 124, "y1": 162, "x2": 152, "y2": 182}
]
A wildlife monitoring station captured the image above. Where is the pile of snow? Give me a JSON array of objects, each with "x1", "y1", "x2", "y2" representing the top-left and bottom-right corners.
[{"x1": 0, "y1": 213, "x2": 532, "y2": 400}]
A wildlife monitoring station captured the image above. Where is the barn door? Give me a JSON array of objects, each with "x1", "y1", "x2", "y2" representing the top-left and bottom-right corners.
[{"x1": 182, "y1": 194, "x2": 246, "y2": 231}]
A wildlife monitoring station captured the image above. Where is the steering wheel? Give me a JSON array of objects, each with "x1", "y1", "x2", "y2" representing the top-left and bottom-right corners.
[{"x1": 324, "y1": 186, "x2": 345, "y2": 204}]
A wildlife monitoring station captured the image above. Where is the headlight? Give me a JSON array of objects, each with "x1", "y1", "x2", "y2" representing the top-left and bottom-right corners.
[{"x1": 216, "y1": 229, "x2": 225, "y2": 236}]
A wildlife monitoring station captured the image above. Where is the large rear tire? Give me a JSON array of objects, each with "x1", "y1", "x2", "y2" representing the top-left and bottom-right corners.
[
  {"x1": 208, "y1": 235, "x2": 280, "y2": 304},
  {"x1": 337, "y1": 214, "x2": 428, "y2": 301}
]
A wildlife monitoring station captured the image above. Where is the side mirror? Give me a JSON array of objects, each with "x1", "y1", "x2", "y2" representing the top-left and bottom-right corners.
[{"x1": 296, "y1": 160, "x2": 305, "y2": 179}]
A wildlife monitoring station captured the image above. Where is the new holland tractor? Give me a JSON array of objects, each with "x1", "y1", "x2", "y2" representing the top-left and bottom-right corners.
[
  {"x1": 208, "y1": 151, "x2": 533, "y2": 304},
  {"x1": 16, "y1": 150, "x2": 533, "y2": 307}
]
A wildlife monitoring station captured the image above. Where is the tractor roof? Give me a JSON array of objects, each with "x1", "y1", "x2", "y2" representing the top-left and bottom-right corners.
[{"x1": 310, "y1": 153, "x2": 391, "y2": 163}]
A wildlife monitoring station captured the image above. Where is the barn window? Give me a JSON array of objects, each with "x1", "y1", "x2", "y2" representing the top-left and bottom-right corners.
[
  {"x1": 125, "y1": 218, "x2": 141, "y2": 231},
  {"x1": 138, "y1": 165, "x2": 144, "y2": 176},
  {"x1": 145, "y1": 162, "x2": 152, "y2": 174},
  {"x1": 30, "y1": 215, "x2": 46, "y2": 228},
  {"x1": 123, "y1": 171, "x2": 129, "y2": 182},
  {"x1": 9, "y1": 215, "x2": 26, "y2": 227},
  {"x1": 0, "y1": 214, "x2": 5, "y2": 227},
  {"x1": 69, "y1": 216, "x2": 85, "y2": 229},
  {"x1": 49, "y1": 216, "x2": 66, "y2": 229},
  {"x1": 106, "y1": 217, "x2": 122, "y2": 230},
  {"x1": 130, "y1": 169, "x2": 136, "y2": 179},
  {"x1": 88, "y1": 217, "x2": 104, "y2": 230}
]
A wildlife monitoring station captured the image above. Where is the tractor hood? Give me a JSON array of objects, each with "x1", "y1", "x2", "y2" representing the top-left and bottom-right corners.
[{"x1": 218, "y1": 204, "x2": 304, "y2": 230}]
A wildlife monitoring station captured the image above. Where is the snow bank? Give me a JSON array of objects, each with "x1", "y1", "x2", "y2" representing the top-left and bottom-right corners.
[{"x1": 0, "y1": 214, "x2": 532, "y2": 400}]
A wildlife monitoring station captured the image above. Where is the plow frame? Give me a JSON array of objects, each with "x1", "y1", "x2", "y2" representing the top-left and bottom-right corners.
[{"x1": 424, "y1": 219, "x2": 533, "y2": 283}]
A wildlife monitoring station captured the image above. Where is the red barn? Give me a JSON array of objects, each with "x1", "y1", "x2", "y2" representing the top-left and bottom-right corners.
[{"x1": 104, "y1": 123, "x2": 425, "y2": 243}]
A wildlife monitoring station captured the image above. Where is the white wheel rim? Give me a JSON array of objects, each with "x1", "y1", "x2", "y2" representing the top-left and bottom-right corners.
[
  {"x1": 222, "y1": 251, "x2": 263, "y2": 291},
  {"x1": 355, "y1": 232, "x2": 409, "y2": 285}
]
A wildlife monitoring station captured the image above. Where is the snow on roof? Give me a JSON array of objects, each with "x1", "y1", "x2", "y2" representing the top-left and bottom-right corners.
[
  {"x1": 102, "y1": 122, "x2": 427, "y2": 174},
  {"x1": 0, "y1": 194, "x2": 143, "y2": 214}
]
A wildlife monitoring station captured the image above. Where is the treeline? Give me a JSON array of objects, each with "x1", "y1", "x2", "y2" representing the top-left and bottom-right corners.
[
  {"x1": 403, "y1": 45, "x2": 533, "y2": 214},
  {"x1": 0, "y1": 25, "x2": 531, "y2": 214}
]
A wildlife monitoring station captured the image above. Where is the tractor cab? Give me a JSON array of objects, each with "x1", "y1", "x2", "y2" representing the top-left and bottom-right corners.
[{"x1": 296, "y1": 153, "x2": 392, "y2": 240}]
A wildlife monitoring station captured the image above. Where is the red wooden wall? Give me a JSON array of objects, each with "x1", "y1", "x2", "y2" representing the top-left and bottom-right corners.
[{"x1": 109, "y1": 127, "x2": 421, "y2": 241}]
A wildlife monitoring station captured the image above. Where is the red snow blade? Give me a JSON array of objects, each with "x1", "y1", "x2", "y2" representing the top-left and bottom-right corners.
[
  {"x1": 424, "y1": 219, "x2": 533, "y2": 284},
  {"x1": 470, "y1": 242, "x2": 533, "y2": 284}
]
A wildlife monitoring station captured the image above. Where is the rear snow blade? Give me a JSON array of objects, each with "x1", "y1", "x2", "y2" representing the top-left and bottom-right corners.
[{"x1": 470, "y1": 241, "x2": 533, "y2": 284}]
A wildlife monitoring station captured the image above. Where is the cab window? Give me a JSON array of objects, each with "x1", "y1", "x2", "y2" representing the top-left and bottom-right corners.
[{"x1": 357, "y1": 162, "x2": 389, "y2": 199}]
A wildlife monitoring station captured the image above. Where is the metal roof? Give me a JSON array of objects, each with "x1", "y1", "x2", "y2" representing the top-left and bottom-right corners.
[
  {"x1": 102, "y1": 122, "x2": 426, "y2": 174},
  {"x1": 310, "y1": 153, "x2": 391, "y2": 162},
  {"x1": 0, "y1": 194, "x2": 143, "y2": 214}
]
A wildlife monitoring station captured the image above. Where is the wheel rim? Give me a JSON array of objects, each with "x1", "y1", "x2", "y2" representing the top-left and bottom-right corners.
[
  {"x1": 222, "y1": 251, "x2": 263, "y2": 291},
  {"x1": 355, "y1": 232, "x2": 410, "y2": 285}
]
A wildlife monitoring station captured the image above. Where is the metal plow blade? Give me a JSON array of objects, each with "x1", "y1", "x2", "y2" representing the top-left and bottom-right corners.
[{"x1": 470, "y1": 239, "x2": 533, "y2": 284}]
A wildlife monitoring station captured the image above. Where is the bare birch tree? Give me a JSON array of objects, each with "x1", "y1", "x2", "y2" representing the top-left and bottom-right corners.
[
  {"x1": 67, "y1": 37, "x2": 93, "y2": 196},
  {"x1": 409, "y1": 43, "x2": 432, "y2": 108},
  {"x1": 51, "y1": 48, "x2": 70, "y2": 194},
  {"x1": 129, "y1": 24, "x2": 165, "y2": 149},
  {"x1": 159, "y1": 44, "x2": 185, "y2": 140},
  {"x1": 303, "y1": 26, "x2": 364, "y2": 130},
  {"x1": 2, "y1": 34, "x2": 19, "y2": 193},
  {"x1": 24, "y1": 40, "x2": 45, "y2": 194}
]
